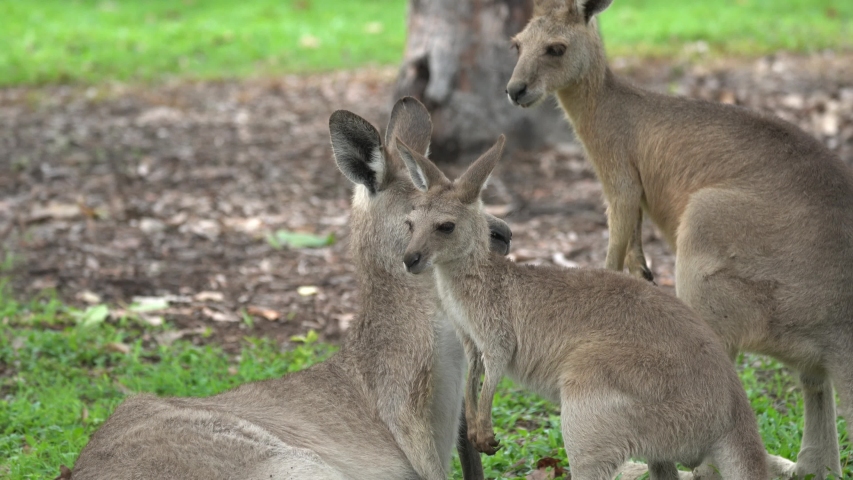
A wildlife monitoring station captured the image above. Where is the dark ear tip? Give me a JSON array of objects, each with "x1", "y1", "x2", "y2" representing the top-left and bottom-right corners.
[
  {"x1": 398, "y1": 96, "x2": 425, "y2": 108},
  {"x1": 329, "y1": 109, "x2": 358, "y2": 129},
  {"x1": 329, "y1": 109, "x2": 350, "y2": 122}
]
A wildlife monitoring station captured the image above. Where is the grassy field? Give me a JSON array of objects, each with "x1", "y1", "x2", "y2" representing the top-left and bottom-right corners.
[
  {"x1": 1, "y1": 289, "x2": 850, "y2": 479},
  {"x1": 0, "y1": 0, "x2": 850, "y2": 86}
]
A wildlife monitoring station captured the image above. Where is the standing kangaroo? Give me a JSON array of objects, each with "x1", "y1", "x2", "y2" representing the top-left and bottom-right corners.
[
  {"x1": 70, "y1": 97, "x2": 512, "y2": 480},
  {"x1": 506, "y1": 0, "x2": 853, "y2": 477},
  {"x1": 397, "y1": 134, "x2": 769, "y2": 480}
]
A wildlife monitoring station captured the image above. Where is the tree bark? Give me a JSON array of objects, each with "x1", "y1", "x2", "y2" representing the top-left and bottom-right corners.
[{"x1": 394, "y1": 0, "x2": 566, "y2": 162}]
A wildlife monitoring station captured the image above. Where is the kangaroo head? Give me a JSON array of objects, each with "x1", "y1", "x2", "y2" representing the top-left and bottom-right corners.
[
  {"x1": 506, "y1": 0, "x2": 612, "y2": 108},
  {"x1": 329, "y1": 98, "x2": 511, "y2": 275},
  {"x1": 399, "y1": 135, "x2": 506, "y2": 274}
]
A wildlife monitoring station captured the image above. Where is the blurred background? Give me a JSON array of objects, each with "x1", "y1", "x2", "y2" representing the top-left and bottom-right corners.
[
  {"x1": 2, "y1": 0, "x2": 850, "y2": 84},
  {"x1": 1, "y1": 1, "x2": 851, "y2": 478}
]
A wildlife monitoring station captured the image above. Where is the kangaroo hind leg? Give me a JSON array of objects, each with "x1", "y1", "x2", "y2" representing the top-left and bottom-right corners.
[
  {"x1": 560, "y1": 392, "x2": 630, "y2": 480},
  {"x1": 795, "y1": 370, "x2": 841, "y2": 478}
]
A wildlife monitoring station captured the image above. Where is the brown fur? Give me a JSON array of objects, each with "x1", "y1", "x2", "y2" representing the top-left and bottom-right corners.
[
  {"x1": 506, "y1": 1, "x2": 853, "y2": 477},
  {"x1": 70, "y1": 98, "x2": 508, "y2": 480},
  {"x1": 398, "y1": 136, "x2": 769, "y2": 480}
]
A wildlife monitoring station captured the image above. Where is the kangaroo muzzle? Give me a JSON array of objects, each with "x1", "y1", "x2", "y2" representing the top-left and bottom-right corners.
[{"x1": 404, "y1": 251, "x2": 425, "y2": 274}]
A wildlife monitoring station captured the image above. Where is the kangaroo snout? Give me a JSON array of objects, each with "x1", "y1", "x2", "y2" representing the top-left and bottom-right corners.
[
  {"x1": 506, "y1": 81, "x2": 528, "y2": 105},
  {"x1": 404, "y1": 251, "x2": 424, "y2": 273}
]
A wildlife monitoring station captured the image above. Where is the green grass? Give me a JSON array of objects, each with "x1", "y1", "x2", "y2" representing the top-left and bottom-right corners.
[
  {"x1": 0, "y1": 290, "x2": 335, "y2": 479},
  {"x1": 2, "y1": 289, "x2": 851, "y2": 479},
  {"x1": 0, "y1": 0, "x2": 851, "y2": 86},
  {"x1": 0, "y1": 0, "x2": 407, "y2": 86},
  {"x1": 600, "y1": 0, "x2": 853, "y2": 58}
]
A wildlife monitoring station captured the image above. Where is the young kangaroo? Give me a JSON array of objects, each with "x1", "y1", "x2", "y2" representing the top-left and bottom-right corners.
[
  {"x1": 70, "y1": 97, "x2": 511, "y2": 480},
  {"x1": 397, "y1": 134, "x2": 768, "y2": 480},
  {"x1": 506, "y1": 1, "x2": 853, "y2": 477}
]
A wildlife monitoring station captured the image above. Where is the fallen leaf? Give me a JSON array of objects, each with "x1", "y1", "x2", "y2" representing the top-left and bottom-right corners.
[
  {"x1": 267, "y1": 229, "x2": 335, "y2": 249},
  {"x1": 247, "y1": 305, "x2": 280, "y2": 321},
  {"x1": 202, "y1": 307, "x2": 239, "y2": 322},
  {"x1": 105, "y1": 342, "x2": 131, "y2": 354},
  {"x1": 194, "y1": 291, "x2": 225, "y2": 302},
  {"x1": 222, "y1": 217, "x2": 264, "y2": 233},
  {"x1": 138, "y1": 314, "x2": 164, "y2": 326},
  {"x1": 184, "y1": 219, "x2": 221, "y2": 240},
  {"x1": 526, "y1": 457, "x2": 567, "y2": 479},
  {"x1": 297, "y1": 285, "x2": 318, "y2": 296},
  {"x1": 154, "y1": 327, "x2": 208, "y2": 346},
  {"x1": 76, "y1": 290, "x2": 102, "y2": 305},
  {"x1": 76, "y1": 304, "x2": 110, "y2": 328},
  {"x1": 552, "y1": 252, "x2": 579, "y2": 269},
  {"x1": 129, "y1": 296, "x2": 170, "y2": 312},
  {"x1": 29, "y1": 202, "x2": 82, "y2": 222},
  {"x1": 136, "y1": 106, "x2": 184, "y2": 125},
  {"x1": 138, "y1": 217, "x2": 167, "y2": 234}
]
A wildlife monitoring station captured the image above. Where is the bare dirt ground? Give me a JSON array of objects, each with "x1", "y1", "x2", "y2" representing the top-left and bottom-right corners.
[{"x1": 2, "y1": 52, "x2": 852, "y2": 351}]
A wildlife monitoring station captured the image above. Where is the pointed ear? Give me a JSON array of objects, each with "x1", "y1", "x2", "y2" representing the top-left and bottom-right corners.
[
  {"x1": 329, "y1": 110, "x2": 387, "y2": 194},
  {"x1": 396, "y1": 137, "x2": 450, "y2": 192},
  {"x1": 455, "y1": 135, "x2": 505, "y2": 204},
  {"x1": 386, "y1": 97, "x2": 432, "y2": 156},
  {"x1": 575, "y1": 0, "x2": 612, "y2": 22}
]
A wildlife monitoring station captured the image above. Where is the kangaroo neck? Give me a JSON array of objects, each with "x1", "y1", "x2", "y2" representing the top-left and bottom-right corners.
[
  {"x1": 433, "y1": 248, "x2": 502, "y2": 329},
  {"x1": 554, "y1": 63, "x2": 611, "y2": 143}
]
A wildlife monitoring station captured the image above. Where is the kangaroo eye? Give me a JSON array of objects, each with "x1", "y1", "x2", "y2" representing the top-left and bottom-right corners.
[
  {"x1": 405, "y1": 220, "x2": 413, "y2": 232},
  {"x1": 545, "y1": 44, "x2": 566, "y2": 57},
  {"x1": 437, "y1": 222, "x2": 455, "y2": 234}
]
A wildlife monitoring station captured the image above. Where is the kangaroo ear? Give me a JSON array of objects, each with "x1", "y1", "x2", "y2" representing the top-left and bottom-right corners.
[
  {"x1": 456, "y1": 135, "x2": 505, "y2": 204},
  {"x1": 575, "y1": 0, "x2": 612, "y2": 22},
  {"x1": 396, "y1": 136, "x2": 449, "y2": 192},
  {"x1": 329, "y1": 110, "x2": 387, "y2": 194},
  {"x1": 386, "y1": 97, "x2": 432, "y2": 157}
]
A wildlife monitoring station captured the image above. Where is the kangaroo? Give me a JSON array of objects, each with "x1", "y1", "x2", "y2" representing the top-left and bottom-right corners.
[
  {"x1": 505, "y1": 0, "x2": 853, "y2": 477},
  {"x1": 69, "y1": 97, "x2": 512, "y2": 480},
  {"x1": 397, "y1": 134, "x2": 769, "y2": 480}
]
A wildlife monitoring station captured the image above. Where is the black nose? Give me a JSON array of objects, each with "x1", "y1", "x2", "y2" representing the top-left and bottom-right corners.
[
  {"x1": 404, "y1": 252, "x2": 421, "y2": 271},
  {"x1": 507, "y1": 83, "x2": 527, "y2": 103}
]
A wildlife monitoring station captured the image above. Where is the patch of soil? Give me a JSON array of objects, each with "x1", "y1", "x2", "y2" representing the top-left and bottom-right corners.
[{"x1": 2, "y1": 52, "x2": 851, "y2": 351}]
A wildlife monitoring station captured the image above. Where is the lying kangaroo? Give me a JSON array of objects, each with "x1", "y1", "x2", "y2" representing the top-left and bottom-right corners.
[
  {"x1": 70, "y1": 97, "x2": 512, "y2": 480},
  {"x1": 397, "y1": 134, "x2": 768, "y2": 480},
  {"x1": 506, "y1": 0, "x2": 853, "y2": 477}
]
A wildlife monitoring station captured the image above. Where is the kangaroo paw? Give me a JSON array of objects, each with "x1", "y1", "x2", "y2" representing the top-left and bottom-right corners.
[{"x1": 473, "y1": 432, "x2": 501, "y2": 455}]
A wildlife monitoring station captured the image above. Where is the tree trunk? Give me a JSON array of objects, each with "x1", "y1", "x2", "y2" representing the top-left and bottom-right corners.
[{"x1": 394, "y1": 0, "x2": 566, "y2": 162}]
